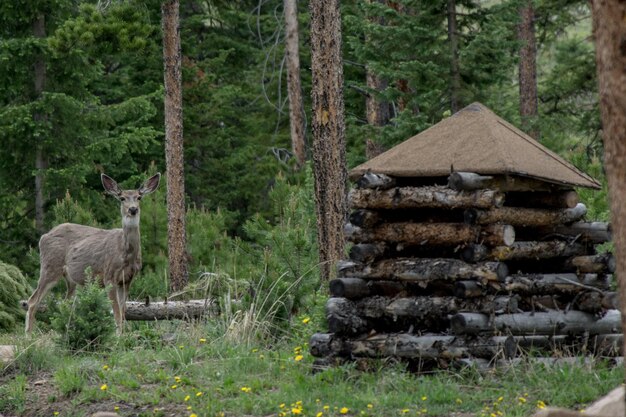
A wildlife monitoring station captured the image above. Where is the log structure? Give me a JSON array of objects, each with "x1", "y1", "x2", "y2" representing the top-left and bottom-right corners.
[{"x1": 311, "y1": 170, "x2": 616, "y2": 369}]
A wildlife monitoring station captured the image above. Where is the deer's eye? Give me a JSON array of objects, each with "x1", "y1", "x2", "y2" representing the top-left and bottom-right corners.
[
  {"x1": 120, "y1": 197, "x2": 126, "y2": 202},
  {"x1": 137, "y1": 196, "x2": 142, "y2": 201}
]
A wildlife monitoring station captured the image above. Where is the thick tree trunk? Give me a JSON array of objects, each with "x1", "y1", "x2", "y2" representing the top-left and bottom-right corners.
[
  {"x1": 33, "y1": 13, "x2": 47, "y2": 234},
  {"x1": 345, "y1": 222, "x2": 515, "y2": 247},
  {"x1": 447, "y1": 0, "x2": 461, "y2": 112},
  {"x1": 451, "y1": 309, "x2": 621, "y2": 336},
  {"x1": 518, "y1": 0, "x2": 539, "y2": 139},
  {"x1": 162, "y1": 0, "x2": 188, "y2": 291},
  {"x1": 591, "y1": 0, "x2": 626, "y2": 384},
  {"x1": 349, "y1": 187, "x2": 505, "y2": 209},
  {"x1": 283, "y1": 0, "x2": 306, "y2": 168},
  {"x1": 310, "y1": 0, "x2": 348, "y2": 281},
  {"x1": 464, "y1": 204, "x2": 587, "y2": 227},
  {"x1": 338, "y1": 258, "x2": 508, "y2": 282}
]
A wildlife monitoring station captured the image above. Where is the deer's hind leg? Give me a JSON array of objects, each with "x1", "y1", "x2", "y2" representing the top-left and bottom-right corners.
[{"x1": 25, "y1": 265, "x2": 64, "y2": 333}]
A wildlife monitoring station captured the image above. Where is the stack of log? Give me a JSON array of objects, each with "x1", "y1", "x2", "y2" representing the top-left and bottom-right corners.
[{"x1": 310, "y1": 172, "x2": 620, "y2": 368}]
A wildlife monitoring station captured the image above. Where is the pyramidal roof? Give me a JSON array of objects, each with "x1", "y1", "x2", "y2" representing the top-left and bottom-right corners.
[{"x1": 350, "y1": 102, "x2": 601, "y2": 189}]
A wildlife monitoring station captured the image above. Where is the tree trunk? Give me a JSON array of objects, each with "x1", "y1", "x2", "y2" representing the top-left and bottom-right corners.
[
  {"x1": 310, "y1": 0, "x2": 348, "y2": 281},
  {"x1": 33, "y1": 13, "x2": 47, "y2": 234},
  {"x1": 518, "y1": 0, "x2": 539, "y2": 139},
  {"x1": 283, "y1": 0, "x2": 306, "y2": 168},
  {"x1": 591, "y1": 0, "x2": 626, "y2": 385},
  {"x1": 447, "y1": 0, "x2": 461, "y2": 112},
  {"x1": 162, "y1": 0, "x2": 188, "y2": 291}
]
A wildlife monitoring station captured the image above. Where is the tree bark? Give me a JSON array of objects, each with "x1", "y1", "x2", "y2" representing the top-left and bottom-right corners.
[
  {"x1": 591, "y1": 0, "x2": 626, "y2": 384},
  {"x1": 464, "y1": 204, "x2": 587, "y2": 227},
  {"x1": 496, "y1": 273, "x2": 611, "y2": 295},
  {"x1": 33, "y1": 13, "x2": 47, "y2": 234},
  {"x1": 518, "y1": 0, "x2": 539, "y2": 139},
  {"x1": 283, "y1": 0, "x2": 306, "y2": 168},
  {"x1": 461, "y1": 241, "x2": 589, "y2": 263},
  {"x1": 447, "y1": 0, "x2": 461, "y2": 112},
  {"x1": 349, "y1": 187, "x2": 505, "y2": 210},
  {"x1": 345, "y1": 222, "x2": 515, "y2": 247},
  {"x1": 162, "y1": 0, "x2": 188, "y2": 291},
  {"x1": 338, "y1": 258, "x2": 508, "y2": 282},
  {"x1": 310, "y1": 0, "x2": 348, "y2": 281}
]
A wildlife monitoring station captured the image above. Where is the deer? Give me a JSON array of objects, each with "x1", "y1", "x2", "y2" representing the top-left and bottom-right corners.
[{"x1": 25, "y1": 172, "x2": 161, "y2": 334}]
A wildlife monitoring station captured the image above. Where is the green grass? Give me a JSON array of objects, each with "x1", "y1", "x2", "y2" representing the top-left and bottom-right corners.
[{"x1": 0, "y1": 319, "x2": 623, "y2": 417}]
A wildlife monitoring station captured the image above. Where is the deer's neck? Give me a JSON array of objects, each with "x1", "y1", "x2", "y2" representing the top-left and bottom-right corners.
[{"x1": 122, "y1": 224, "x2": 142, "y2": 262}]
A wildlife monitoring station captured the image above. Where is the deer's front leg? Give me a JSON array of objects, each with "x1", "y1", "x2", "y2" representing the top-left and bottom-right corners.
[{"x1": 107, "y1": 286, "x2": 124, "y2": 335}]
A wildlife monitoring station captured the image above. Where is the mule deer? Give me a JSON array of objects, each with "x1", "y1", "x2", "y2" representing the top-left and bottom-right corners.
[{"x1": 25, "y1": 173, "x2": 161, "y2": 333}]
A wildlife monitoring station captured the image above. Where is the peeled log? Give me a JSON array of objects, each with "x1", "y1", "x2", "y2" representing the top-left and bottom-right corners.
[
  {"x1": 326, "y1": 295, "x2": 519, "y2": 335},
  {"x1": 329, "y1": 277, "x2": 407, "y2": 299},
  {"x1": 349, "y1": 186, "x2": 505, "y2": 210},
  {"x1": 505, "y1": 191, "x2": 579, "y2": 209},
  {"x1": 354, "y1": 172, "x2": 396, "y2": 189},
  {"x1": 519, "y1": 222, "x2": 612, "y2": 244},
  {"x1": 494, "y1": 273, "x2": 611, "y2": 294},
  {"x1": 345, "y1": 222, "x2": 515, "y2": 247},
  {"x1": 563, "y1": 253, "x2": 616, "y2": 274},
  {"x1": 461, "y1": 241, "x2": 589, "y2": 263},
  {"x1": 310, "y1": 332, "x2": 518, "y2": 360},
  {"x1": 338, "y1": 258, "x2": 508, "y2": 282},
  {"x1": 447, "y1": 172, "x2": 558, "y2": 192},
  {"x1": 450, "y1": 309, "x2": 622, "y2": 335},
  {"x1": 464, "y1": 204, "x2": 587, "y2": 227}
]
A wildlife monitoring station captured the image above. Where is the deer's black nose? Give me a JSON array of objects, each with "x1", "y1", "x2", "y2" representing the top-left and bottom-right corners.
[{"x1": 129, "y1": 207, "x2": 138, "y2": 216}]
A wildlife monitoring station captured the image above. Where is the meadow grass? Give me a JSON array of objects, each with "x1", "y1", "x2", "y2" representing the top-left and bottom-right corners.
[{"x1": 0, "y1": 319, "x2": 623, "y2": 417}]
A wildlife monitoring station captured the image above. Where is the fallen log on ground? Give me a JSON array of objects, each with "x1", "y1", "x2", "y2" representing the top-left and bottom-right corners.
[
  {"x1": 338, "y1": 258, "x2": 509, "y2": 282},
  {"x1": 21, "y1": 299, "x2": 217, "y2": 321},
  {"x1": 450, "y1": 309, "x2": 621, "y2": 336},
  {"x1": 349, "y1": 186, "x2": 505, "y2": 210},
  {"x1": 345, "y1": 222, "x2": 515, "y2": 247}
]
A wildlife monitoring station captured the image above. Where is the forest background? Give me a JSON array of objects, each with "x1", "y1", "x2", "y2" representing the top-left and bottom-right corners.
[{"x1": 0, "y1": 0, "x2": 607, "y2": 329}]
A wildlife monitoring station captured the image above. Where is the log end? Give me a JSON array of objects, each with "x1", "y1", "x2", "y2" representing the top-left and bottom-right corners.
[{"x1": 502, "y1": 225, "x2": 516, "y2": 247}]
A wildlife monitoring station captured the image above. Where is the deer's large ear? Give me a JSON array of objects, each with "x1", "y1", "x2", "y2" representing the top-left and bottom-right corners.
[
  {"x1": 101, "y1": 174, "x2": 122, "y2": 198},
  {"x1": 139, "y1": 173, "x2": 161, "y2": 195}
]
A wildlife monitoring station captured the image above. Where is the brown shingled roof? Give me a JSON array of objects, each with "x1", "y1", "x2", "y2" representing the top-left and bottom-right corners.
[{"x1": 350, "y1": 102, "x2": 601, "y2": 189}]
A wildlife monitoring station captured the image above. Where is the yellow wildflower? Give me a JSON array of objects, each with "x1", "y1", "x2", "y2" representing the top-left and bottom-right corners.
[
  {"x1": 537, "y1": 401, "x2": 546, "y2": 409},
  {"x1": 102, "y1": 365, "x2": 109, "y2": 371},
  {"x1": 367, "y1": 404, "x2": 374, "y2": 409},
  {"x1": 456, "y1": 399, "x2": 463, "y2": 404},
  {"x1": 279, "y1": 403, "x2": 286, "y2": 408},
  {"x1": 317, "y1": 413, "x2": 323, "y2": 417},
  {"x1": 401, "y1": 409, "x2": 410, "y2": 414},
  {"x1": 421, "y1": 396, "x2": 427, "y2": 401},
  {"x1": 187, "y1": 406, "x2": 192, "y2": 410},
  {"x1": 295, "y1": 355, "x2": 304, "y2": 361},
  {"x1": 100, "y1": 384, "x2": 108, "y2": 391},
  {"x1": 292, "y1": 408, "x2": 302, "y2": 415},
  {"x1": 196, "y1": 391, "x2": 203, "y2": 397},
  {"x1": 54, "y1": 413, "x2": 59, "y2": 416},
  {"x1": 185, "y1": 395, "x2": 191, "y2": 401},
  {"x1": 324, "y1": 405, "x2": 330, "y2": 410},
  {"x1": 340, "y1": 407, "x2": 349, "y2": 414},
  {"x1": 199, "y1": 338, "x2": 207, "y2": 343},
  {"x1": 302, "y1": 317, "x2": 311, "y2": 324},
  {"x1": 518, "y1": 397, "x2": 527, "y2": 404},
  {"x1": 241, "y1": 386, "x2": 251, "y2": 393},
  {"x1": 114, "y1": 406, "x2": 119, "y2": 411},
  {"x1": 190, "y1": 414, "x2": 198, "y2": 417}
]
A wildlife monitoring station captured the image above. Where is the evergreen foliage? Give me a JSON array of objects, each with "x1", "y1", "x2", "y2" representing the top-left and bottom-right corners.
[
  {"x1": 0, "y1": 261, "x2": 31, "y2": 332},
  {"x1": 51, "y1": 274, "x2": 115, "y2": 351}
]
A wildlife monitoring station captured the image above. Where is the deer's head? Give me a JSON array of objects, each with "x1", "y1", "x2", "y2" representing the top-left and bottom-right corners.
[{"x1": 101, "y1": 173, "x2": 161, "y2": 228}]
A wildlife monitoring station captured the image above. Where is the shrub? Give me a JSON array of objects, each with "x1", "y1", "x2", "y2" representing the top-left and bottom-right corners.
[
  {"x1": 51, "y1": 274, "x2": 115, "y2": 351},
  {"x1": 0, "y1": 261, "x2": 32, "y2": 332}
]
